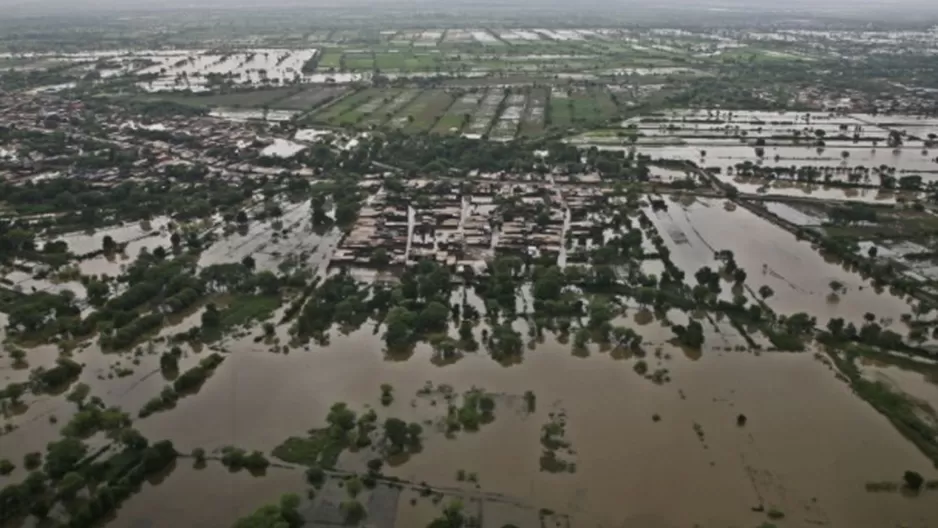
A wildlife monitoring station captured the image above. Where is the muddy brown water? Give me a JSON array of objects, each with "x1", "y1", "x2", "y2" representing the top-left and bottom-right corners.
[
  {"x1": 723, "y1": 177, "x2": 920, "y2": 204},
  {"x1": 3, "y1": 201, "x2": 938, "y2": 527},
  {"x1": 644, "y1": 198, "x2": 917, "y2": 332},
  {"x1": 7, "y1": 327, "x2": 919, "y2": 528},
  {"x1": 108, "y1": 463, "x2": 305, "y2": 528},
  {"x1": 859, "y1": 357, "x2": 938, "y2": 414}
]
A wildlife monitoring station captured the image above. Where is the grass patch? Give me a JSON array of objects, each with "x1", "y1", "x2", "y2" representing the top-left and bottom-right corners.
[
  {"x1": 830, "y1": 350, "x2": 938, "y2": 466},
  {"x1": 272, "y1": 430, "x2": 346, "y2": 469},
  {"x1": 318, "y1": 51, "x2": 343, "y2": 69},
  {"x1": 133, "y1": 87, "x2": 298, "y2": 109},
  {"x1": 219, "y1": 295, "x2": 281, "y2": 330},
  {"x1": 400, "y1": 91, "x2": 454, "y2": 132},
  {"x1": 311, "y1": 88, "x2": 379, "y2": 122}
]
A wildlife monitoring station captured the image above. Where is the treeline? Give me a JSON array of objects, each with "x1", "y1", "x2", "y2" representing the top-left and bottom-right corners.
[
  {"x1": 139, "y1": 353, "x2": 225, "y2": 417},
  {"x1": 4, "y1": 246, "x2": 287, "y2": 347},
  {"x1": 0, "y1": 433, "x2": 177, "y2": 526}
]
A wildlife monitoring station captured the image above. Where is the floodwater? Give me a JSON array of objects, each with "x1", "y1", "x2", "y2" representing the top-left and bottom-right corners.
[
  {"x1": 260, "y1": 138, "x2": 307, "y2": 158},
  {"x1": 2, "y1": 284, "x2": 937, "y2": 527},
  {"x1": 727, "y1": 178, "x2": 918, "y2": 203},
  {"x1": 65, "y1": 328, "x2": 938, "y2": 528},
  {"x1": 4, "y1": 207, "x2": 938, "y2": 527},
  {"x1": 109, "y1": 464, "x2": 305, "y2": 528},
  {"x1": 643, "y1": 198, "x2": 916, "y2": 330},
  {"x1": 763, "y1": 201, "x2": 827, "y2": 226},
  {"x1": 293, "y1": 128, "x2": 336, "y2": 142},
  {"x1": 858, "y1": 356, "x2": 938, "y2": 413},
  {"x1": 211, "y1": 109, "x2": 299, "y2": 122},
  {"x1": 197, "y1": 200, "x2": 337, "y2": 273},
  {"x1": 48, "y1": 217, "x2": 174, "y2": 256},
  {"x1": 639, "y1": 144, "x2": 938, "y2": 174}
]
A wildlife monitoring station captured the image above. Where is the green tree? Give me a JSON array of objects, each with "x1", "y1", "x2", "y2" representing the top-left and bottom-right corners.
[
  {"x1": 86, "y1": 280, "x2": 110, "y2": 307},
  {"x1": 407, "y1": 422, "x2": 423, "y2": 446},
  {"x1": 66, "y1": 382, "x2": 90, "y2": 407},
  {"x1": 57, "y1": 471, "x2": 85, "y2": 500},
  {"x1": 102, "y1": 235, "x2": 117, "y2": 253},
  {"x1": 326, "y1": 402, "x2": 357, "y2": 432},
  {"x1": 370, "y1": 248, "x2": 390, "y2": 269},
  {"x1": 384, "y1": 418, "x2": 409, "y2": 452},
  {"x1": 340, "y1": 500, "x2": 366, "y2": 524},
  {"x1": 23, "y1": 452, "x2": 42, "y2": 470},
  {"x1": 380, "y1": 384, "x2": 393, "y2": 406},
  {"x1": 384, "y1": 307, "x2": 415, "y2": 348},
  {"x1": 9, "y1": 348, "x2": 27, "y2": 368},
  {"x1": 903, "y1": 470, "x2": 924, "y2": 491},
  {"x1": 418, "y1": 301, "x2": 450, "y2": 333},
  {"x1": 346, "y1": 476, "x2": 363, "y2": 497},
  {"x1": 306, "y1": 465, "x2": 325, "y2": 487},
  {"x1": 479, "y1": 395, "x2": 495, "y2": 415},
  {"x1": 201, "y1": 303, "x2": 221, "y2": 329},
  {"x1": 4, "y1": 382, "x2": 25, "y2": 405},
  {"x1": 826, "y1": 318, "x2": 845, "y2": 340},
  {"x1": 44, "y1": 437, "x2": 88, "y2": 479},
  {"x1": 119, "y1": 428, "x2": 149, "y2": 450}
]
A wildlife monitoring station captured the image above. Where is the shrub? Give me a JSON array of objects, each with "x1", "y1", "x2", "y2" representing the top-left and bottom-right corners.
[{"x1": 903, "y1": 470, "x2": 924, "y2": 491}]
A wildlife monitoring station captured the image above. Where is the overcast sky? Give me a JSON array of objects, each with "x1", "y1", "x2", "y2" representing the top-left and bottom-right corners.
[{"x1": 2, "y1": 0, "x2": 938, "y2": 15}]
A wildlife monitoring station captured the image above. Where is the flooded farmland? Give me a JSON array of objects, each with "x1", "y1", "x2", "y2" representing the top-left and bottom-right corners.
[
  {"x1": 9, "y1": 328, "x2": 933, "y2": 528},
  {"x1": 3, "y1": 190, "x2": 938, "y2": 528},
  {"x1": 6, "y1": 87, "x2": 938, "y2": 528},
  {"x1": 644, "y1": 197, "x2": 918, "y2": 331}
]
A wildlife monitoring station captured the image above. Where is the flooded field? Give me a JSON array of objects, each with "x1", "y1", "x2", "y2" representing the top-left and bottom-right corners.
[
  {"x1": 196, "y1": 199, "x2": 338, "y2": 273},
  {"x1": 643, "y1": 197, "x2": 917, "y2": 330},
  {"x1": 109, "y1": 464, "x2": 305, "y2": 527},
  {"x1": 726, "y1": 178, "x2": 920, "y2": 203},
  {"x1": 8, "y1": 17, "x2": 938, "y2": 528},
  {"x1": 859, "y1": 356, "x2": 938, "y2": 413},
  {"x1": 5, "y1": 327, "x2": 932, "y2": 527},
  {"x1": 4, "y1": 185, "x2": 938, "y2": 528}
]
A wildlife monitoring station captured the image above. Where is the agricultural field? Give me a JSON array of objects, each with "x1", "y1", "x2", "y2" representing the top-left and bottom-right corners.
[
  {"x1": 569, "y1": 109, "x2": 938, "y2": 202},
  {"x1": 392, "y1": 90, "x2": 455, "y2": 131},
  {"x1": 463, "y1": 89, "x2": 505, "y2": 138},
  {"x1": 518, "y1": 86, "x2": 549, "y2": 136},
  {"x1": 488, "y1": 93, "x2": 525, "y2": 141},
  {"x1": 307, "y1": 87, "x2": 385, "y2": 124},
  {"x1": 301, "y1": 84, "x2": 618, "y2": 139},
  {"x1": 136, "y1": 49, "x2": 320, "y2": 91},
  {"x1": 6, "y1": 15, "x2": 938, "y2": 528},
  {"x1": 431, "y1": 91, "x2": 484, "y2": 134},
  {"x1": 549, "y1": 86, "x2": 621, "y2": 129},
  {"x1": 269, "y1": 85, "x2": 350, "y2": 111},
  {"x1": 360, "y1": 89, "x2": 420, "y2": 127}
]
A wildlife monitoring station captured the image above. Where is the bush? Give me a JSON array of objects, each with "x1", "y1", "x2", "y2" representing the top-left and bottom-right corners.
[
  {"x1": 380, "y1": 383, "x2": 393, "y2": 406},
  {"x1": 340, "y1": 499, "x2": 366, "y2": 524},
  {"x1": 23, "y1": 452, "x2": 41, "y2": 470},
  {"x1": 306, "y1": 465, "x2": 325, "y2": 487},
  {"x1": 903, "y1": 470, "x2": 924, "y2": 491},
  {"x1": 345, "y1": 476, "x2": 362, "y2": 497},
  {"x1": 767, "y1": 508, "x2": 785, "y2": 520},
  {"x1": 366, "y1": 459, "x2": 383, "y2": 474},
  {"x1": 634, "y1": 360, "x2": 648, "y2": 375}
]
